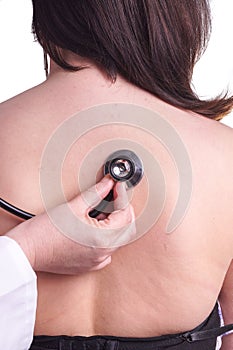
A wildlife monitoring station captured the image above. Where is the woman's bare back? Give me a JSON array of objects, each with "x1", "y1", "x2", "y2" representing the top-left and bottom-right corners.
[{"x1": 1, "y1": 65, "x2": 233, "y2": 337}]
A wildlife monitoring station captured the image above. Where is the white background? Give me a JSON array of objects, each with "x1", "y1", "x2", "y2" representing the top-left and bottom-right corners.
[{"x1": 0, "y1": 0, "x2": 233, "y2": 127}]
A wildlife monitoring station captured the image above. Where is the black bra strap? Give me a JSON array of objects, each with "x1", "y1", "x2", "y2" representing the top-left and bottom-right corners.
[{"x1": 182, "y1": 323, "x2": 233, "y2": 342}]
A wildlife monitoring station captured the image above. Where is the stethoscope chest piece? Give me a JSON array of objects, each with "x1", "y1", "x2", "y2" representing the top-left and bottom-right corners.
[{"x1": 104, "y1": 149, "x2": 144, "y2": 188}]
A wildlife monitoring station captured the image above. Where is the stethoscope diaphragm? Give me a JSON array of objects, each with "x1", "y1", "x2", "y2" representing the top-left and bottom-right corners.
[{"x1": 104, "y1": 149, "x2": 143, "y2": 188}]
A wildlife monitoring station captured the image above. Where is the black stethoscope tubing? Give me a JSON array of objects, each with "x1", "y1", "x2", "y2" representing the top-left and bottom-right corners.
[{"x1": 0, "y1": 197, "x2": 34, "y2": 220}]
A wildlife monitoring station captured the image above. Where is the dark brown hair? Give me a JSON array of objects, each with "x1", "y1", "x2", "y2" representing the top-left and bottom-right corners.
[{"x1": 32, "y1": 0, "x2": 233, "y2": 120}]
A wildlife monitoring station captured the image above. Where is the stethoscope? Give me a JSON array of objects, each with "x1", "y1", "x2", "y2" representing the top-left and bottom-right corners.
[{"x1": 0, "y1": 150, "x2": 143, "y2": 220}]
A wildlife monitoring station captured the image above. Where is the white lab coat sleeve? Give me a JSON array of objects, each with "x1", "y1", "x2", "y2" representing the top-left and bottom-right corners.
[{"x1": 0, "y1": 236, "x2": 37, "y2": 350}]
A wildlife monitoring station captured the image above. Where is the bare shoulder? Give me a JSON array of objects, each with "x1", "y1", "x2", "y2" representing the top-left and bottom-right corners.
[
  {"x1": 182, "y1": 112, "x2": 233, "y2": 165},
  {"x1": 0, "y1": 84, "x2": 54, "y2": 213},
  {"x1": 168, "y1": 110, "x2": 233, "y2": 253},
  {"x1": 200, "y1": 117, "x2": 233, "y2": 252},
  {"x1": 208, "y1": 118, "x2": 233, "y2": 176}
]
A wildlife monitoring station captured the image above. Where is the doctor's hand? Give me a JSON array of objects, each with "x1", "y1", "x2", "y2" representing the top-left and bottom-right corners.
[{"x1": 6, "y1": 177, "x2": 135, "y2": 274}]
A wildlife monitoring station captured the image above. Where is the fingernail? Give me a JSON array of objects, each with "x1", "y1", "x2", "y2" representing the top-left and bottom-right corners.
[{"x1": 101, "y1": 176, "x2": 113, "y2": 185}]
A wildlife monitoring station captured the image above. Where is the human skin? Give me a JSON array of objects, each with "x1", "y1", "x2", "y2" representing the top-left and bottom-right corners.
[{"x1": 0, "y1": 58, "x2": 233, "y2": 342}]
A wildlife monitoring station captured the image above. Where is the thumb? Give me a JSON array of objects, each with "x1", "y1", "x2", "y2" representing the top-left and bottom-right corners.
[
  {"x1": 113, "y1": 181, "x2": 129, "y2": 211},
  {"x1": 80, "y1": 176, "x2": 115, "y2": 210}
]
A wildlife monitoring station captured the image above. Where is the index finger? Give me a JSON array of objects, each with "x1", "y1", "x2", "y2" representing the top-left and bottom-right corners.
[{"x1": 113, "y1": 182, "x2": 129, "y2": 211}]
